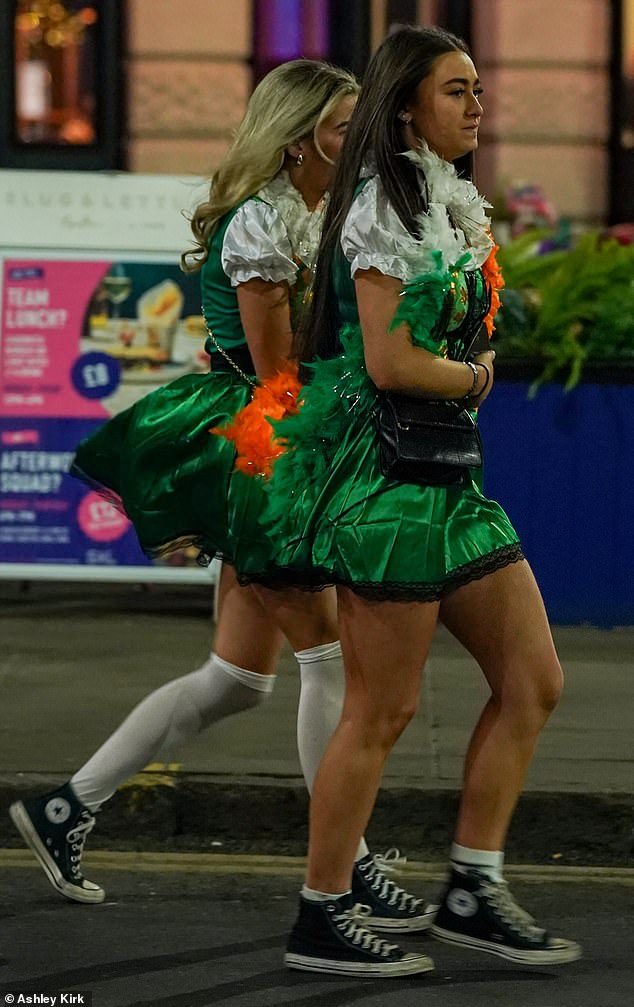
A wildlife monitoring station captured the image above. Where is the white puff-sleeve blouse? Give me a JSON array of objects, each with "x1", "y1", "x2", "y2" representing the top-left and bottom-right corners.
[
  {"x1": 340, "y1": 176, "x2": 422, "y2": 283},
  {"x1": 221, "y1": 199, "x2": 297, "y2": 288}
]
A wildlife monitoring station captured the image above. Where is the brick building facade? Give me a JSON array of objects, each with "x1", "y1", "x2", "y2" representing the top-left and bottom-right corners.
[{"x1": 126, "y1": 0, "x2": 614, "y2": 224}]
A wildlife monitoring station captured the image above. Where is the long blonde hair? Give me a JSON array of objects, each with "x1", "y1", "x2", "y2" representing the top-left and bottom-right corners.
[{"x1": 182, "y1": 59, "x2": 358, "y2": 272}]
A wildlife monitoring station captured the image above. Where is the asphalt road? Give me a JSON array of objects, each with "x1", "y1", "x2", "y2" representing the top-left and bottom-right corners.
[{"x1": 1, "y1": 859, "x2": 632, "y2": 1007}]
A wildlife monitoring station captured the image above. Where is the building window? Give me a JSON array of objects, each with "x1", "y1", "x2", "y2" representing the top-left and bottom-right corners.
[
  {"x1": 15, "y1": 0, "x2": 99, "y2": 147},
  {"x1": 253, "y1": 0, "x2": 370, "y2": 80},
  {"x1": 385, "y1": 1, "x2": 471, "y2": 46},
  {"x1": 611, "y1": 0, "x2": 634, "y2": 222},
  {"x1": 253, "y1": 0, "x2": 329, "y2": 81},
  {"x1": 252, "y1": 1, "x2": 473, "y2": 90},
  {"x1": 0, "y1": 0, "x2": 125, "y2": 170}
]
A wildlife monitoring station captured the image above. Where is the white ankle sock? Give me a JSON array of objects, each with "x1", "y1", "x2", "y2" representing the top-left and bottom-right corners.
[
  {"x1": 295, "y1": 641, "x2": 369, "y2": 862},
  {"x1": 450, "y1": 842, "x2": 504, "y2": 882},
  {"x1": 301, "y1": 884, "x2": 351, "y2": 903},
  {"x1": 71, "y1": 653, "x2": 275, "y2": 811}
]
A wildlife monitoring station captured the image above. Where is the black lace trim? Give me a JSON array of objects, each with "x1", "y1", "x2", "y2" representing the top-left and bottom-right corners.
[
  {"x1": 151, "y1": 537, "x2": 222, "y2": 567},
  {"x1": 71, "y1": 459, "x2": 524, "y2": 591},
  {"x1": 70, "y1": 462, "x2": 128, "y2": 516},
  {"x1": 238, "y1": 543, "x2": 525, "y2": 602},
  {"x1": 71, "y1": 463, "x2": 223, "y2": 567}
]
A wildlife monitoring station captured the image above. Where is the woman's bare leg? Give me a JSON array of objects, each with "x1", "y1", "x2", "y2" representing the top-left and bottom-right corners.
[
  {"x1": 305, "y1": 588, "x2": 439, "y2": 893},
  {"x1": 432, "y1": 561, "x2": 579, "y2": 964},
  {"x1": 255, "y1": 581, "x2": 434, "y2": 931},
  {"x1": 440, "y1": 559, "x2": 562, "y2": 850},
  {"x1": 251, "y1": 583, "x2": 339, "y2": 652},
  {"x1": 214, "y1": 562, "x2": 284, "y2": 674}
]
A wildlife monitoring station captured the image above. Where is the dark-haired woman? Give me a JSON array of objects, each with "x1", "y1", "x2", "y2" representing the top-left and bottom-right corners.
[{"x1": 241, "y1": 27, "x2": 581, "y2": 977}]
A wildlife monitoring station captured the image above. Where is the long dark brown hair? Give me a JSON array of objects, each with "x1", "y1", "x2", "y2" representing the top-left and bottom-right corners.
[{"x1": 297, "y1": 25, "x2": 471, "y2": 364}]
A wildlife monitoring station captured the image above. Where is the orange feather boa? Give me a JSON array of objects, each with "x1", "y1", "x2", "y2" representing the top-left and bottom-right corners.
[
  {"x1": 211, "y1": 366, "x2": 302, "y2": 477},
  {"x1": 481, "y1": 243, "x2": 504, "y2": 338}
]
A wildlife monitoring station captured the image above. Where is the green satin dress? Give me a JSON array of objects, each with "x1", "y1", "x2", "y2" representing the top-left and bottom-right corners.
[
  {"x1": 71, "y1": 203, "x2": 278, "y2": 567},
  {"x1": 236, "y1": 248, "x2": 524, "y2": 601}
]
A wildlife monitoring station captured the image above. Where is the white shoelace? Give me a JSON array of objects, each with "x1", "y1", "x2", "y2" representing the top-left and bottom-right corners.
[
  {"x1": 333, "y1": 903, "x2": 399, "y2": 957},
  {"x1": 363, "y1": 848, "x2": 424, "y2": 911},
  {"x1": 479, "y1": 878, "x2": 545, "y2": 939},
  {"x1": 66, "y1": 812, "x2": 96, "y2": 878}
]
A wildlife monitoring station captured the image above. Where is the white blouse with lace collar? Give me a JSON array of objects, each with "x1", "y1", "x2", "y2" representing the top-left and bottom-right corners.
[
  {"x1": 221, "y1": 170, "x2": 327, "y2": 288},
  {"x1": 342, "y1": 142, "x2": 493, "y2": 283}
]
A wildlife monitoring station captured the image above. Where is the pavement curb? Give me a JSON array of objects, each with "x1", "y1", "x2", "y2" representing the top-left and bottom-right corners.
[
  {"x1": 2, "y1": 776, "x2": 633, "y2": 867},
  {"x1": 2, "y1": 848, "x2": 634, "y2": 884}
]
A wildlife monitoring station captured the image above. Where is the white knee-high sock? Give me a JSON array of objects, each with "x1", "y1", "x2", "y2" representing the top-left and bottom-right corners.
[
  {"x1": 295, "y1": 641, "x2": 369, "y2": 862},
  {"x1": 71, "y1": 654, "x2": 275, "y2": 811}
]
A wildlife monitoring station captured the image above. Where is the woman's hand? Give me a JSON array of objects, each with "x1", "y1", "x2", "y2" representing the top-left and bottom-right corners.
[{"x1": 469, "y1": 349, "x2": 495, "y2": 407}]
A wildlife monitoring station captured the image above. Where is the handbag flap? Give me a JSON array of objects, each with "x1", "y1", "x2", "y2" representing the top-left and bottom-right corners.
[{"x1": 383, "y1": 394, "x2": 474, "y2": 431}]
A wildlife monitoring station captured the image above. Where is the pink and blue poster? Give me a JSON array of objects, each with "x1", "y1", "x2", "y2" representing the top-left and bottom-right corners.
[{"x1": 1, "y1": 256, "x2": 206, "y2": 569}]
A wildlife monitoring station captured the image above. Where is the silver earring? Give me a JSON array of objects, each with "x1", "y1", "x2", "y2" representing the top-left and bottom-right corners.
[
  {"x1": 296, "y1": 152, "x2": 304, "y2": 166},
  {"x1": 398, "y1": 112, "x2": 412, "y2": 124}
]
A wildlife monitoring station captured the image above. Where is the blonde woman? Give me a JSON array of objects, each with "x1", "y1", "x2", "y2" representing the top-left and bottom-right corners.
[{"x1": 10, "y1": 60, "x2": 432, "y2": 950}]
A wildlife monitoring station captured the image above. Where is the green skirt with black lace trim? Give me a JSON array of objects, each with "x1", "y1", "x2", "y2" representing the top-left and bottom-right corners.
[
  {"x1": 234, "y1": 329, "x2": 523, "y2": 601},
  {"x1": 71, "y1": 368, "x2": 274, "y2": 571}
]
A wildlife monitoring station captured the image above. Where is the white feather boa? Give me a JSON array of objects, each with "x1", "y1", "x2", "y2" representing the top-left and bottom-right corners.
[{"x1": 401, "y1": 141, "x2": 494, "y2": 274}]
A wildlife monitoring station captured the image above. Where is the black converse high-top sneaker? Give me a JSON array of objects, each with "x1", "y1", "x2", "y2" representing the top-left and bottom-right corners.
[
  {"x1": 285, "y1": 893, "x2": 435, "y2": 977},
  {"x1": 352, "y1": 849, "x2": 436, "y2": 932},
  {"x1": 430, "y1": 867, "x2": 581, "y2": 965},
  {"x1": 10, "y1": 783, "x2": 104, "y2": 904}
]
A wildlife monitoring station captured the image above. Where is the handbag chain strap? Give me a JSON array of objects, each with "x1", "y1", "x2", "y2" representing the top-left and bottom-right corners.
[{"x1": 202, "y1": 308, "x2": 256, "y2": 389}]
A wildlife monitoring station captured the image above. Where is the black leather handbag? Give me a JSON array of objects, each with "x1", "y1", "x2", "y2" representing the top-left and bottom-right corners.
[{"x1": 377, "y1": 393, "x2": 483, "y2": 486}]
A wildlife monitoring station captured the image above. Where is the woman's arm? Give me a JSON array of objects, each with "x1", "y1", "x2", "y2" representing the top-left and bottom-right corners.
[
  {"x1": 236, "y1": 278, "x2": 293, "y2": 381},
  {"x1": 468, "y1": 350, "x2": 495, "y2": 407},
  {"x1": 356, "y1": 268, "x2": 492, "y2": 399}
]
